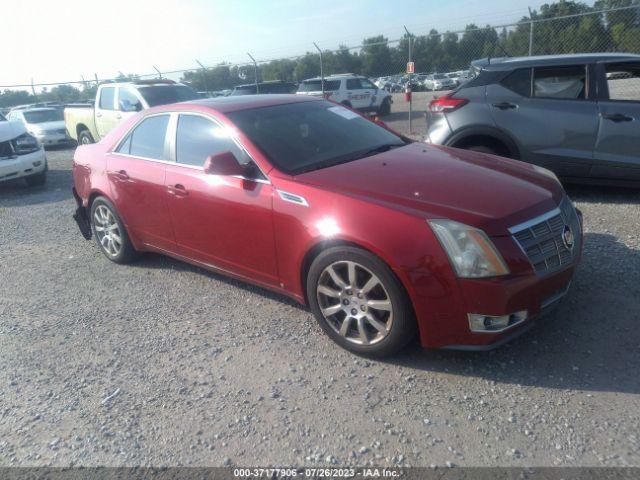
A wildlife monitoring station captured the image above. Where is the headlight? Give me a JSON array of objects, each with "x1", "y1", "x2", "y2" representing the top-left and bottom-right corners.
[
  {"x1": 12, "y1": 133, "x2": 40, "y2": 155},
  {"x1": 428, "y1": 219, "x2": 510, "y2": 278},
  {"x1": 532, "y1": 164, "x2": 560, "y2": 183}
]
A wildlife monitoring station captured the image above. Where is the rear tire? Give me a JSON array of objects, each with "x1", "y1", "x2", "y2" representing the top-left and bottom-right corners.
[
  {"x1": 466, "y1": 145, "x2": 498, "y2": 155},
  {"x1": 378, "y1": 98, "x2": 391, "y2": 116},
  {"x1": 78, "y1": 130, "x2": 95, "y2": 145},
  {"x1": 90, "y1": 197, "x2": 138, "y2": 264},
  {"x1": 341, "y1": 101, "x2": 352, "y2": 108},
  {"x1": 307, "y1": 246, "x2": 416, "y2": 357}
]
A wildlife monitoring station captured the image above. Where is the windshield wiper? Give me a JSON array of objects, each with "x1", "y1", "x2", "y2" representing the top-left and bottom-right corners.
[
  {"x1": 350, "y1": 143, "x2": 404, "y2": 161},
  {"x1": 293, "y1": 143, "x2": 405, "y2": 175}
]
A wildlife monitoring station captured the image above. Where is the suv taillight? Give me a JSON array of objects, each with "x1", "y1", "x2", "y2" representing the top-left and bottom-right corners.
[{"x1": 429, "y1": 95, "x2": 468, "y2": 113}]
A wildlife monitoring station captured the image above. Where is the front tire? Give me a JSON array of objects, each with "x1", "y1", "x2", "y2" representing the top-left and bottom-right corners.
[
  {"x1": 90, "y1": 197, "x2": 137, "y2": 264},
  {"x1": 25, "y1": 170, "x2": 46, "y2": 187},
  {"x1": 307, "y1": 246, "x2": 416, "y2": 357}
]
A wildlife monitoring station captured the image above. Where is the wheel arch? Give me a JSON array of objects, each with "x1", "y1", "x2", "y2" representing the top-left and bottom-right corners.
[
  {"x1": 445, "y1": 125, "x2": 521, "y2": 159},
  {"x1": 299, "y1": 238, "x2": 416, "y2": 314}
]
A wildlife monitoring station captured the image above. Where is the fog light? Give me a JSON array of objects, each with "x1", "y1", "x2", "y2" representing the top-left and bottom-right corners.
[
  {"x1": 32, "y1": 161, "x2": 42, "y2": 167},
  {"x1": 468, "y1": 311, "x2": 527, "y2": 333}
]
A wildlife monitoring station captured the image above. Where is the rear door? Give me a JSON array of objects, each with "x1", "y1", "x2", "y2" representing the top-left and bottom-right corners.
[
  {"x1": 486, "y1": 64, "x2": 599, "y2": 178},
  {"x1": 164, "y1": 113, "x2": 279, "y2": 286},
  {"x1": 592, "y1": 61, "x2": 640, "y2": 182},
  {"x1": 95, "y1": 86, "x2": 121, "y2": 139},
  {"x1": 346, "y1": 78, "x2": 374, "y2": 110},
  {"x1": 107, "y1": 113, "x2": 175, "y2": 251}
]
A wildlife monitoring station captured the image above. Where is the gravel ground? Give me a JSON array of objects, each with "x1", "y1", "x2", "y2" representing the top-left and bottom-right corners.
[{"x1": 0, "y1": 147, "x2": 639, "y2": 468}]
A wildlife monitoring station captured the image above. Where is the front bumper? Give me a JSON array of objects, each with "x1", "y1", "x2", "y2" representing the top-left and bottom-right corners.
[
  {"x1": 0, "y1": 148, "x2": 46, "y2": 183},
  {"x1": 34, "y1": 133, "x2": 72, "y2": 146}
]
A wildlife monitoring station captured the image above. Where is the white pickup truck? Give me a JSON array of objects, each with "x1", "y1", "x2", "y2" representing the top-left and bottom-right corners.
[{"x1": 64, "y1": 80, "x2": 199, "y2": 144}]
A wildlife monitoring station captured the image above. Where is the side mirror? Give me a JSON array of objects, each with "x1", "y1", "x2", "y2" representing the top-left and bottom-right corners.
[{"x1": 204, "y1": 151, "x2": 245, "y2": 176}]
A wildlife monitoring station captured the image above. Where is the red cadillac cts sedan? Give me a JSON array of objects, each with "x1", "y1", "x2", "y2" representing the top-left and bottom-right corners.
[{"x1": 72, "y1": 95, "x2": 582, "y2": 357}]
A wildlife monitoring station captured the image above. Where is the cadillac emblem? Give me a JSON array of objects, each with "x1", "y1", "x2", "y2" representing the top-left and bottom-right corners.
[{"x1": 562, "y1": 225, "x2": 575, "y2": 251}]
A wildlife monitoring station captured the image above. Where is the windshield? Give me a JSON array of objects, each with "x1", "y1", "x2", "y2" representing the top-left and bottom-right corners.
[
  {"x1": 137, "y1": 85, "x2": 199, "y2": 107},
  {"x1": 433, "y1": 74, "x2": 447, "y2": 79},
  {"x1": 298, "y1": 80, "x2": 340, "y2": 92},
  {"x1": 23, "y1": 109, "x2": 63, "y2": 123},
  {"x1": 226, "y1": 100, "x2": 407, "y2": 175},
  {"x1": 230, "y1": 86, "x2": 256, "y2": 96}
]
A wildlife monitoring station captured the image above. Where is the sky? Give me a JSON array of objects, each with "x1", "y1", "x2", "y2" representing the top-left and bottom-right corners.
[{"x1": 2, "y1": 0, "x2": 572, "y2": 89}]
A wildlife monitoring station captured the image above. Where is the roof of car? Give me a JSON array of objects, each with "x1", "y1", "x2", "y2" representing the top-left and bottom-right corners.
[
  {"x1": 17, "y1": 107, "x2": 58, "y2": 113},
  {"x1": 179, "y1": 94, "x2": 319, "y2": 113},
  {"x1": 473, "y1": 53, "x2": 640, "y2": 70}
]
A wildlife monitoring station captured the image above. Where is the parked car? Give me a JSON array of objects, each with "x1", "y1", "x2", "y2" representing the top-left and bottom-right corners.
[
  {"x1": 297, "y1": 74, "x2": 393, "y2": 116},
  {"x1": 0, "y1": 112, "x2": 47, "y2": 186},
  {"x1": 446, "y1": 70, "x2": 470, "y2": 86},
  {"x1": 229, "y1": 81, "x2": 297, "y2": 95},
  {"x1": 424, "y1": 73, "x2": 456, "y2": 91},
  {"x1": 6, "y1": 107, "x2": 71, "y2": 147},
  {"x1": 64, "y1": 80, "x2": 199, "y2": 145},
  {"x1": 426, "y1": 53, "x2": 640, "y2": 185},
  {"x1": 72, "y1": 94, "x2": 582, "y2": 356}
]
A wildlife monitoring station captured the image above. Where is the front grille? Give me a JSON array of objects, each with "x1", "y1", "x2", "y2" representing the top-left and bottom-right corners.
[{"x1": 510, "y1": 197, "x2": 581, "y2": 275}]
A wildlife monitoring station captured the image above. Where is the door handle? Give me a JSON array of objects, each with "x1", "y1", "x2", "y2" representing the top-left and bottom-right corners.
[
  {"x1": 96, "y1": 112, "x2": 102, "y2": 117},
  {"x1": 108, "y1": 169, "x2": 129, "y2": 181},
  {"x1": 116, "y1": 114, "x2": 122, "y2": 120},
  {"x1": 167, "y1": 184, "x2": 188, "y2": 197},
  {"x1": 601, "y1": 113, "x2": 633, "y2": 122},
  {"x1": 492, "y1": 102, "x2": 518, "y2": 110}
]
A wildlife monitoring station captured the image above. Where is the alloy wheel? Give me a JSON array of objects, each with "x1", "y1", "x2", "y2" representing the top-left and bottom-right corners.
[
  {"x1": 316, "y1": 260, "x2": 393, "y2": 346},
  {"x1": 93, "y1": 205, "x2": 122, "y2": 257}
]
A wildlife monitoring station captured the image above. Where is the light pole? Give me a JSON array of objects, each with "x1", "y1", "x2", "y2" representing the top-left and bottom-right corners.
[
  {"x1": 404, "y1": 25, "x2": 413, "y2": 134},
  {"x1": 247, "y1": 53, "x2": 258, "y2": 94},
  {"x1": 196, "y1": 59, "x2": 209, "y2": 96},
  {"x1": 313, "y1": 42, "x2": 324, "y2": 96}
]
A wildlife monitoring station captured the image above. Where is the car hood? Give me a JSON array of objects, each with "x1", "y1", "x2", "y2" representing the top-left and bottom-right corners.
[
  {"x1": 29, "y1": 120, "x2": 65, "y2": 132},
  {"x1": 0, "y1": 120, "x2": 27, "y2": 142},
  {"x1": 295, "y1": 143, "x2": 564, "y2": 236}
]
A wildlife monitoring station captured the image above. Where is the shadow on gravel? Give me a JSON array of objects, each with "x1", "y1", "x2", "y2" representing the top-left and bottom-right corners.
[
  {"x1": 130, "y1": 252, "x2": 305, "y2": 309},
  {"x1": 0, "y1": 168, "x2": 73, "y2": 206},
  {"x1": 565, "y1": 183, "x2": 640, "y2": 205},
  {"x1": 387, "y1": 232, "x2": 640, "y2": 395}
]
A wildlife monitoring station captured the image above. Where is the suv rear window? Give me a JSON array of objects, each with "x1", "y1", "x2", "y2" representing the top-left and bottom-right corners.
[
  {"x1": 533, "y1": 66, "x2": 586, "y2": 100},
  {"x1": 298, "y1": 80, "x2": 340, "y2": 92},
  {"x1": 501, "y1": 68, "x2": 531, "y2": 97}
]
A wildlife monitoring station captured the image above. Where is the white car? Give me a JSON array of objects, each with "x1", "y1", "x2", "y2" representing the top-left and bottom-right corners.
[
  {"x1": 6, "y1": 107, "x2": 71, "y2": 147},
  {"x1": 297, "y1": 74, "x2": 393, "y2": 116},
  {"x1": 0, "y1": 113, "x2": 47, "y2": 186},
  {"x1": 424, "y1": 73, "x2": 456, "y2": 91}
]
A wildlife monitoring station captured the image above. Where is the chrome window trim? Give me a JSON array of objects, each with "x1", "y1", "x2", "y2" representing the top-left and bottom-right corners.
[
  {"x1": 111, "y1": 110, "x2": 271, "y2": 185},
  {"x1": 508, "y1": 207, "x2": 561, "y2": 234},
  {"x1": 277, "y1": 190, "x2": 309, "y2": 207}
]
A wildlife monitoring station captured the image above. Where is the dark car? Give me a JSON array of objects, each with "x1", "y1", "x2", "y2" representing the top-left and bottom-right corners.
[
  {"x1": 230, "y1": 81, "x2": 297, "y2": 96},
  {"x1": 426, "y1": 53, "x2": 640, "y2": 186}
]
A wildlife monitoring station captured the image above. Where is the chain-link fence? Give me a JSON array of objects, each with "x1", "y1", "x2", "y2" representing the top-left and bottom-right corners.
[{"x1": 1, "y1": 3, "x2": 639, "y2": 136}]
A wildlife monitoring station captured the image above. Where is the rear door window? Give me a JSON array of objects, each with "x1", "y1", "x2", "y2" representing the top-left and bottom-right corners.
[
  {"x1": 533, "y1": 66, "x2": 586, "y2": 100},
  {"x1": 501, "y1": 68, "x2": 531, "y2": 97},
  {"x1": 604, "y1": 62, "x2": 640, "y2": 102},
  {"x1": 346, "y1": 79, "x2": 361, "y2": 90},
  {"x1": 120, "y1": 114, "x2": 170, "y2": 160}
]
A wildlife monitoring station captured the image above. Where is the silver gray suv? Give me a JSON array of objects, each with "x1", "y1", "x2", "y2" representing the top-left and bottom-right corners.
[{"x1": 426, "y1": 53, "x2": 640, "y2": 186}]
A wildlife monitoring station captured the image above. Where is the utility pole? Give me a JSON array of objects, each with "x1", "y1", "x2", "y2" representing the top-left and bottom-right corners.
[
  {"x1": 404, "y1": 26, "x2": 413, "y2": 134},
  {"x1": 313, "y1": 42, "x2": 324, "y2": 96},
  {"x1": 153, "y1": 66, "x2": 162, "y2": 79},
  {"x1": 528, "y1": 7, "x2": 534, "y2": 56},
  {"x1": 196, "y1": 59, "x2": 209, "y2": 96},
  {"x1": 247, "y1": 53, "x2": 259, "y2": 94},
  {"x1": 30, "y1": 78, "x2": 38, "y2": 101}
]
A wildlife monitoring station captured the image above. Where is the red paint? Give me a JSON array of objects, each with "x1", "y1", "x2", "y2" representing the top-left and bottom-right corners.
[{"x1": 73, "y1": 96, "x2": 581, "y2": 349}]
